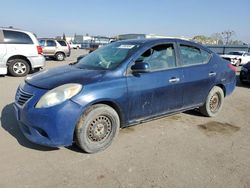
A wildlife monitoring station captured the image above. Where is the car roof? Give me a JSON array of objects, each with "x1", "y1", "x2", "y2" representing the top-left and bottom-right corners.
[
  {"x1": 0, "y1": 27, "x2": 33, "y2": 34},
  {"x1": 38, "y1": 38, "x2": 56, "y2": 40},
  {"x1": 116, "y1": 38, "x2": 212, "y2": 52}
]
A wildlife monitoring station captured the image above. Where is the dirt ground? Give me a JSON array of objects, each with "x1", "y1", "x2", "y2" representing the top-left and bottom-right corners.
[{"x1": 0, "y1": 49, "x2": 250, "y2": 188}]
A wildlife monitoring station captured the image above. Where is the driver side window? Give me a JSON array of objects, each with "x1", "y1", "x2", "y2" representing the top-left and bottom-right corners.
[{"x1": 135, "y1": 44, "x2": 176, "y2": 71}]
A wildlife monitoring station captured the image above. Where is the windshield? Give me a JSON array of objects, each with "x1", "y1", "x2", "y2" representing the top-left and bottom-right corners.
[
  {"x1": 228, "y1": 52, "x2": 243, "y2": 56},
  {"x1": 75, "y1": 42, "x2": 140, "y2": 70}
]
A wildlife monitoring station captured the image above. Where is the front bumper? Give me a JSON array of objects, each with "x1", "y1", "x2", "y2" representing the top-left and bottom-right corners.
[
  {"x1": 14, "y1": 83, "x2": 84, "y2": 147},
  {"x1": 28, "y1": 55, "x2": 46, "y2": 69}
]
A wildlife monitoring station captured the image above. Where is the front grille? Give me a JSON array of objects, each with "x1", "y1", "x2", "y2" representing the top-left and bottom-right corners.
[{"x1": 15, "y1": 87, "x2": 33, "y2": 106}]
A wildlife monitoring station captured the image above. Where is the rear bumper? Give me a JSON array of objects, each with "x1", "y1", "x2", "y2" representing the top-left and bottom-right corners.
[{"x1": 28, "y1": 55, "x2": 46, "y2": 69}]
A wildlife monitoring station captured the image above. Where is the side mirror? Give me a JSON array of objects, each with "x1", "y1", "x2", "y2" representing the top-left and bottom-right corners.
[{"x1": 131, "y1": 62, "x2": 150, "y2": 73}]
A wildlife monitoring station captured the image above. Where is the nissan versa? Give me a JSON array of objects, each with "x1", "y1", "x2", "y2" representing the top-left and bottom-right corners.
[{"x1": 14, "y1": 39, "x2": 236, "y2": 153}]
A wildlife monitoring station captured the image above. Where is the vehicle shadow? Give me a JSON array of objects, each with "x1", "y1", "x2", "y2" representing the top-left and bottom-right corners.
[
  {"x1": 66, "y1": 144, "x2": 86, "y2": 153},
  {"x1": 1, "y1": 103, "x2": 58, "y2": 151},
  {"x1": 183, "y1": 109, "x2": 205, "y2": 117}
]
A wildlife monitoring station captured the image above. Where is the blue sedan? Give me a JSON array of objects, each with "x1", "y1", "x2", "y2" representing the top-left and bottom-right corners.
[{"x1": 14, "y1": 38, "x2": 236, "y2": 153}]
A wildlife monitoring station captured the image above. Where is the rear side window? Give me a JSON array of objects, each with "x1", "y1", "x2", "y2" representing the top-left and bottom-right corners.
[
  {"x1": 46, "y1": 40, "x2": 56, "y2": 47},
  {"x1": 3, "y1": 30, "x2": 33, "y2": 44},
  {"x1": 179, "y1": 44, "x2": 211, "y2": 66},
  {"x1": 57, "y1": 40, "x2": 67, "y2": 46}
]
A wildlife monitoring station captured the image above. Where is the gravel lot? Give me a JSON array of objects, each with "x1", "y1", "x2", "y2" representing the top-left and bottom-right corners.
[{"x1": 0, "y1": 49, "x2": 250, "y2": 188}]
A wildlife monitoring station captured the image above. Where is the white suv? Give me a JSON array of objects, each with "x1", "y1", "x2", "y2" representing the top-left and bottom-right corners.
[{"x1": 0, "y1": 28, "x2": 45, "y2": 77}]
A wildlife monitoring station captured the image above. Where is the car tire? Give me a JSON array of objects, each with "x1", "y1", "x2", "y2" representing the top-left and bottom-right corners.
[
  {"x1": 55, "y1": 52, "x2": 65, "y2": 61},
  {"x1": 199, "y1": 86, "x2": 224, "y2": 117},
  {"x1": 75, "y1": 104, "x2": 120, "y2": 153},
  {"x1": 8, "y1": 59, "x2": 30, "y2": 77}
]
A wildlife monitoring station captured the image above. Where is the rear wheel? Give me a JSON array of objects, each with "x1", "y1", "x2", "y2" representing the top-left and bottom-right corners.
[
  {"x1": 199, "y1": 86, "x2": 224, "y2": 117},
  {"x1": 8, "y1": 59, "x2": 30, "y2": 77},
  {"x1": 75, "y1": 104, "x2": 120, "y2": 153},
  {"x1": 55, "y1": 52, "x2": 65, "y2": 61}
]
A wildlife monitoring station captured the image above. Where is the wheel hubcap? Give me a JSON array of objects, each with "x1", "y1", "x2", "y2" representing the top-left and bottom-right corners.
[
  {"x1": 209, "y1": 93, "x2": 220, "y2": 113},
  {"x1": 13, "y1": 62, "x2": 26, "y2": 74},
  {"x1": 57, "y1": 54, "x2": 64, "y2": 60},
  {"x1": 87, "y1": 115, "x2": 112, "y2": 142}
]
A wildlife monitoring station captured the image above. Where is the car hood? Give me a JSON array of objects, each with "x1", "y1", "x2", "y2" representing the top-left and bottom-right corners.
[{"x1": 25, "y1": 66, "x2": 106, "y2": 90}]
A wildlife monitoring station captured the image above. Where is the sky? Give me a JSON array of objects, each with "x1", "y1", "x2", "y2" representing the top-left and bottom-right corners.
[{"x1": 0, "y1": 0, "x2": 249, "y2": 43}]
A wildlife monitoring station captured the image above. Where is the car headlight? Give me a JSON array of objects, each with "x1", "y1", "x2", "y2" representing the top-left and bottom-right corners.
[{"x1": 35, "y1": 84, "x2": 82, "y2": 108}]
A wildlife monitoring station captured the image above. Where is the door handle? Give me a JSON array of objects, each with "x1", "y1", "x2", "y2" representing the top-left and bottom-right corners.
[
  {"x1": 209, "y1": 72, "x2": 216, "y2": 77},
  {"x1": 169, "y1": 77, "x2": 180, "y2": 83}
]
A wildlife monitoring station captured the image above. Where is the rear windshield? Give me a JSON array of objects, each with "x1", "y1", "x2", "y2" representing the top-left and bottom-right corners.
[{"x1": 57, "y1": 40, "x2": 67, "y2": 46}]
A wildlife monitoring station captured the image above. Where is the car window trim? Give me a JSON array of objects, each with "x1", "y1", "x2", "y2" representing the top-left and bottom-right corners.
[{"x1": 126, "y1": 42, "x2": 180, "y2": 75}]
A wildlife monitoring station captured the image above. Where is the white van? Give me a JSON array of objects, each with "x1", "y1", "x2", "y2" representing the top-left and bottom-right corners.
[{"x1": 0, "y1": 27, "x2": 45, "y2": 77}]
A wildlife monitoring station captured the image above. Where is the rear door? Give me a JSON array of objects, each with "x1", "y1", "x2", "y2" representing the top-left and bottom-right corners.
[
  {"x1": 126, "y1": 43, "x2": 183, "y2": 122},
  {"x1": 177, "y1": 42, "x2": 216, "y2": 108}
]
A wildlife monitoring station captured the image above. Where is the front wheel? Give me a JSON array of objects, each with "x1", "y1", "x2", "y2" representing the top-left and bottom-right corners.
[
  {"x1": 75, "y1": 104, "x2": 120, "y2": 153},
  {"x1": 199, "y1": 86, "x2": 224, "y2": 117}
]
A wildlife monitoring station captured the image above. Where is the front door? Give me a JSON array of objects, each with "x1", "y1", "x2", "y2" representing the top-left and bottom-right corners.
[{"x1": 126, "y1": 43, "x2": 183, "y2": 122}]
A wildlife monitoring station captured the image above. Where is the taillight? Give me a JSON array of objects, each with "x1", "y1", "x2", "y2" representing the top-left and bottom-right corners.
[
  {"x1": 227, "y1": 63, "x2": 236, "y2": 73},
  {"x1": 37, "y1": 46, "x2": 43, "y2": 55}
]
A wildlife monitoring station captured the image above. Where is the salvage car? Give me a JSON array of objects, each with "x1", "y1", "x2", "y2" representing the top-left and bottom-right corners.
[
  {"x1": 38, "y1": 38, "x2": 70, "y2": 61},
  {"x1": 240, "y1": 61, "x2": 250, "y2": 84},
  {"x1": 221, "y1": 51, "x2": 250, "y2": 66},
  {"x1": 0, "y1": 27, "x2": 45, "y2": 76},
  {"x1": 14, "y1": 38, "x2": 236, "y2": 153}
]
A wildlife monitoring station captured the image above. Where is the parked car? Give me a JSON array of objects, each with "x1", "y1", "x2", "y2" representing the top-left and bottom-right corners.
[
  {"x1": 14, "y1": 38, "x2": 236, "y2": 153},
  {"x1": 221, "y1": 51, "x2": 250, "y2": 66},
  {"x1": 0, "y1": 27, "x2": 45, "y2": 76},
  {"x1": 68, "y1": 41, "x2": 81, "y2": 49},
  {"x1": 240, "y1": 61, "x2": 250, "y2": 84},
  {"x1": 38, "y1": 38, "x2": 70, "y2": 61}
]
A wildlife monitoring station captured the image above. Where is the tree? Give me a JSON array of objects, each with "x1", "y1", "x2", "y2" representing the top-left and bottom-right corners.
[
  {"x1": 211, "y1": 33, "x2": 224, "y2": 45},
  {"x1": 221, "y1": 30, "x2": 235, "y2": 45},
  {"x1": 62, "y1": 33, "x2": 66, "y2": 41}
]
